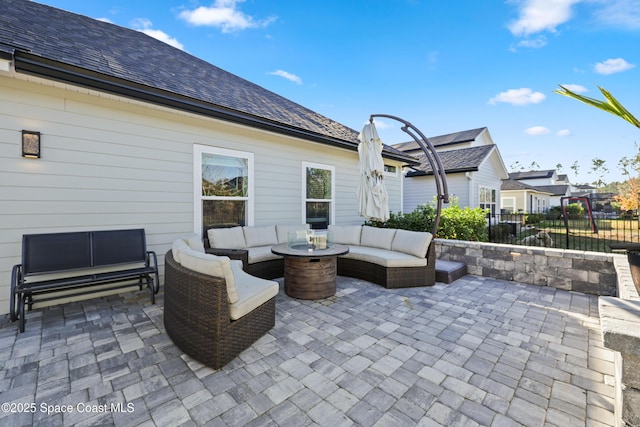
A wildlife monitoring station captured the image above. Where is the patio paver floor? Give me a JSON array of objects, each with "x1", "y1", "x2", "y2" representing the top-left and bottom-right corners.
[{"x1": 0, "y1": 275, "x2": 616, "y2": 426}]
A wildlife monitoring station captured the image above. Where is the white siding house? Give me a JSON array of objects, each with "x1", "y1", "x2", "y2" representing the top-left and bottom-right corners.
[
  {"x1": 501, "y1": 170, "x2": 571, "y2": 211},
  {"x1": 0, "y1": 1, "x2": 415, "y2": 314},
  {"x1": 393, "y1": 127, "x2": 508, "y2": 214}
]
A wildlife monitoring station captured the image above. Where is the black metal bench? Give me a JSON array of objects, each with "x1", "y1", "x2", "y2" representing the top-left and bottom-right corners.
[{"x1": 10, "y1": 229, "x2": 159, "y2": 332}]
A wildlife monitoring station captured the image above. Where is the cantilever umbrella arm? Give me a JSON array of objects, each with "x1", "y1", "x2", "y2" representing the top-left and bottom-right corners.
[{"x1": 369, "y1": 114, "x2": 449, "y2": 235}]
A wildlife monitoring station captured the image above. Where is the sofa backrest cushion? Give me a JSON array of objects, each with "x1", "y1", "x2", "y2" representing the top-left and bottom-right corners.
[
  {"x1": 243, "y1": 225, "x2": 278, "y2": 248},
  {"x1": 275, "y1": 224, "x2": 310, "y2": 244},
  {"x1": 391, "y1": 229, "x2": 433, "y2": 258},
  {"x1": 184, "y1": 234, "x2": 205, "y2": 253},
  {"x1": 171, "y1": 238, "x2": 191, "y2": 264},
  {"x1": 207, "y1": 226, "x2": 246, "y2": 249},
  {"x1": 360, "y1": 226, "x2": 397, "y2": 250},
  {"x1": 178, "y1": 248, "x2": 239, "y2": 304},
  {"x1": 328, "y1": 225, "x2": 362, "y2": 246}
]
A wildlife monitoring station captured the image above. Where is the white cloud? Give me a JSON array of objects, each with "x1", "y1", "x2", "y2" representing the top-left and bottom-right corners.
[
  {"x1": 524, "y1": 126, "x2": 550, "y2": 135},
  {"x1": 594, "y1": 58, "x2": 636, "y2": 75},
  {"x1": 593, "y1": 0, "x2": 640, "y2": 30},
  {"x1": 508, "y1": 0, "x2": 580, "y2": 36},
  {"x1": 269, "y1": 70, "x2": 302, "y2": 85},
  {"x1": 132, "y1": 18, "x2": 184, "y2": 50},
  {"x1": 179, "y1": 0, "x2": 276, "y2": 33},
  {"x1": 560, "y1": 84, "x2": 587, "y2": 92},
  {"x1": 557, "y1": 129, "x2": 571, "y2": 136},
  {"x1": 488, "y1": 88, "x2": 546, "y2": 106},
  {"x1": 514, "y1": 35, "x2": 547, "y2": 49},
  {"x1": 96, "y1": 17, "x2": 114, "y2": 24}
]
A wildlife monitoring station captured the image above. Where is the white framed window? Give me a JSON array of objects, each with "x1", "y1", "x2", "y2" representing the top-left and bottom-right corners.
[
  {"x1": 302, "y1": 162, "x2": 335, "y2": 229},
  {"x1": 479, "y1": 186, "x2": 496, "y2": 215},
  {"x1": 501, "y1": 197, "x2": 516, "y2": 213},
  {"x1": 384, "y1": 164, "x2": 399, "y2": 177},
  {"x1": 194, "y1": 145, "x2": 254, "y2": 236}
]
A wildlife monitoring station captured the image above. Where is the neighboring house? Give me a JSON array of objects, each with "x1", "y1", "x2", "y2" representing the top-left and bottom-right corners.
[
  {"x1": 0, "y1": 0, "x2": 417, "y2": 313},
  {"x1": 500, "y1": 170, "x2": 571, "y2": 211},
  {"x1": 393, "y1": 127, "x2": 509, "y2": 214}
]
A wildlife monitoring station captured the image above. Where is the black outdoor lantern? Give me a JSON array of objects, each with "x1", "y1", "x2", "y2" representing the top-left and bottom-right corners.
[{"x1": 22, "y1": 130, "x2": 41, "y2": 158}]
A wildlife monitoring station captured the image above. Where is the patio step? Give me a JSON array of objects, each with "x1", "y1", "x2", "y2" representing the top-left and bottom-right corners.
[{"x1": 435, "y1": 259, "x2": 467, "y2": 284}]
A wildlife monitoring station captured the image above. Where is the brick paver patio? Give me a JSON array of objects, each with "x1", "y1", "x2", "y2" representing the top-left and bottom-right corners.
[{"x1": 0, "y1": 275, "x2": 616, "y2": 426}]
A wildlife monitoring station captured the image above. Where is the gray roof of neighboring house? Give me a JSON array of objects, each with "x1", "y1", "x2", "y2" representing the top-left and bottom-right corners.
[
  {"x1": 392, "y1": 127, "x2": 487, "y2": 152},
  {"x1": 534, "y1": 185, "x2": 569, "y2": 196},
  {"x1": 508, "y1": 170, "x2": 555, "y2": 180},
  {"x1": 501, "y1": 180, "x2": 553, "y2": 194},
  {"x1": 0, "y1": 0, "x2": 416, "y2": 163},
  {"x1": 405, "y1": 145, "x2": 496, "y2": 176}
]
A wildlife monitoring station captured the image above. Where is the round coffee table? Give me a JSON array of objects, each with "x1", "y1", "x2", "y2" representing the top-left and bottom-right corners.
[{"x1": 271, "y1": 243, "x2": 349, "y2": 300}]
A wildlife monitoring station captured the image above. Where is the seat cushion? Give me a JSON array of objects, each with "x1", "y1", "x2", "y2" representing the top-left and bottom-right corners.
[
  {"x1": 328, "y1": 225, "x2": 362, "y2": 245},
  {"x1": 360, "y1": 226, "x2": 397, "y2": 250},
  {"x1": 229, "y1": 262, "x2": 279, "y2": 320},
  {"x1": 207, "y1": 226, "x2": 246, "y2": 249},
  {"x1": 248, "y1": 246, "x2": 282, "y2": 264},
  {"x1": 391, "y1": 229, "x2": 433, "y2": 258},
  {"x1": 276, "y1": 224, "x2": 310, "y2": 244},
  {"x1": 341, "y1": 246, "x2": 427, "y2": 268},
  {"x1": 178, "y1": 249, "x2": 239, "y2": 304},
  {"x1": 243, "y1": 226, "x2": 278, "y2": 248}
]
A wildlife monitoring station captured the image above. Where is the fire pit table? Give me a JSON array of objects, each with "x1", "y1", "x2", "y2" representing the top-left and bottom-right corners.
[{"x1": 271, "y1": 242, "x2": 349, "y2": 300}]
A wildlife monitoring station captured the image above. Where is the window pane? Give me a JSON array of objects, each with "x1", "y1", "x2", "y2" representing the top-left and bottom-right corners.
[
  {"x1": 306, "y1": 202, "x2": 329, "y2": 229},
  {"x1": 203, "y1": 200, "x2": 246, "y2": 231},
  {"x1": 306, "y1": 167, "x2": 331, "y2": 199},
  {"x1": 202, "y1": 153, "x2": 248, "y2": 197}
]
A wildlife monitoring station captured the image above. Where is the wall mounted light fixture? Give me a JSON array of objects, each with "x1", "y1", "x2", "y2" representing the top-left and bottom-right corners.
[{"x1": 22, "y1": 130, "x2": 41, "y2": 158}]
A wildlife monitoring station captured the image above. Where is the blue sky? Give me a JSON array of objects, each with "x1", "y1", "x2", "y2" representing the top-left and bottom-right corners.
[{"x1": 37, "y1": 0, "x2": 640, "y2": 184}]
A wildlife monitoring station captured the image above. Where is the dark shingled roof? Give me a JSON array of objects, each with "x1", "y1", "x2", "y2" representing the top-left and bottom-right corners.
[
  {"x1": 508, "y1": 170, "x2": 556, "y2": 180},
  {"x1": 0, "y1": 0, "x2": 415, "y2": 162},
  {"x1": 501, "y1": 180, "x2": 553, "y2": 193},
  {"x1": 406, "y1": 145, "x2": 496, "y2": 176},
  {"x1": 393, "y1": 127, "x2": 487, "y2": 152}
]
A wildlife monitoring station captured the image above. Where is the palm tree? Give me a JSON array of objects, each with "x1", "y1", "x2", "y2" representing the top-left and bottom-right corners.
[{"x1": 554, "y1": 85, "x2": 640, "y2": 129}]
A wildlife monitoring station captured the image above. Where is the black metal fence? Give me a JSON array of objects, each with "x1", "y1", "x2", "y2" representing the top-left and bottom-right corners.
[{"x1": 487, "y1": 212, "x2": 640, "y2": 253}]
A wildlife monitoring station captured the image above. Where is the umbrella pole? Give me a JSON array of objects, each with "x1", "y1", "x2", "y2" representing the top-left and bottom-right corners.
[{"x1": 369, "y1": 114, "x2": 449, "y2": 236}]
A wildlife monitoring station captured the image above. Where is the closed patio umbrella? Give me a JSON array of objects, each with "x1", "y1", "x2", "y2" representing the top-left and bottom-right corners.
[{"x1": 357, "y1": 122, "x2": 389, "y2": 222}]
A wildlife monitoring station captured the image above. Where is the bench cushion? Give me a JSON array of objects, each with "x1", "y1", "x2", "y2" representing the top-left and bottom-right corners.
[
  {"x1": 391, "y1": 229, "x2": 432, "y2": 258},
  {"x1": 171, "y1": 238, "x2": 191, "y2": 264},
  {"x1": 208, "y1": 227, "x2": 246, "y2": 249},
  {"x1": 360, "y1": 226, "x2": 397, "y2": 250},
  {"x1": 328, "y1": 225, "x2": 362, "y2": 245},
  {"x1": 229, "y1": 261, "x2": 279, "y2": 320},
  {"x1": 185, "y1": 234, "x2": 206, "y2": 253},
  {"x1": 341, "y1": 246, "x2": 427, "y2": 268},
  {"x1": 177, "y1": 249, "x2": 239, "y2": 304},
  {"x1": 243, "y1": 226, "x2": 278, "y2": 248},
  {"x1": 248, "y1": 246, "x2": 282, "y2": 264},
  {"x1": 276, "y1": 224, "x2": 310, "y2": 244}
]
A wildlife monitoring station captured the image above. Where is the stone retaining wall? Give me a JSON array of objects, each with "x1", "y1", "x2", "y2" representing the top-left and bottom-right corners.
[{"x1": 434, "y1": 238, "x2": 617, "y2": 296}]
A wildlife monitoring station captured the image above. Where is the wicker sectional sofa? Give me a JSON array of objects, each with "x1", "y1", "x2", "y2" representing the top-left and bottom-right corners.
[
  {"x1": 206, "y1": 224, "x2": 435, "y2": 288},
  {"x1": 164, "y1": 236, "x2": 278, "y2": 369}
]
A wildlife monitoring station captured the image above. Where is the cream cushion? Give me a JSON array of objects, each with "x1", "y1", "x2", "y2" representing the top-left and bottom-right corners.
[
  {"x1": 360, "y1": 226, "x2": 397, "y2": 250},
  {"x1": 328, "y1": 225, "x2": 362, "y2": 245},
  {"x1": 247, "y1": 246, "x2": 282, "y2": 264},
  {"x1": 185, "y1": 234, "x2": 206, "y2": 253},
  {"x1": 178, "y1": 249, "x2": 239, "y2": 304},
  {"x1": 391, "y1": 230, "x2": 433, "y2": 258},
  {"x1": 341, "y1": 246, "x2": 427, "y2": 268},
  {"x1": 171, "y1": 238, "x2": 191, "y2": 264},
  {"x1": 229, "y1": 261, "x2": 279, "y2": 320},
  {"x1": 276, "y1": 224, "x2": 310, "y2": 244},
  {"x1": 208, "y1": 226, "x2": 246, "y2": 249},
  {"x1": 243, "y1": 226, "x2": 278, "y2": 248}
]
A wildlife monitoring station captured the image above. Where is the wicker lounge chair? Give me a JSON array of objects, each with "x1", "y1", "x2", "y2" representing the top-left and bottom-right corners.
[{"x1": 163, "y1": 250, "x2": 276, "y2": 369}]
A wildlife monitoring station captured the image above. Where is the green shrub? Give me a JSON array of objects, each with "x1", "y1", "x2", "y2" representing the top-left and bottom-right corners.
[
  {"x1": 366, "y1": 198, "x2": 488, "y2": 241},
  {"x1": 526, "y1": 213, "x2": 545, "y2": 224},
  {"x1": 565, "y1": 203, "x2": 585, "y2": 219}
]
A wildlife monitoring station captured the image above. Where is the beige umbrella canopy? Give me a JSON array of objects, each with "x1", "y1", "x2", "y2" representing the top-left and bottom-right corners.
[{"x1": 357, "y1": 122, "x2": 389, "y2": 222}]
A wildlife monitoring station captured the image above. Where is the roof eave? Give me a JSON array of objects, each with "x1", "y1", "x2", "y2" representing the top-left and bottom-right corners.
[{"x1": 14, "y1": 52, "x2": 416, "y2": 163}]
